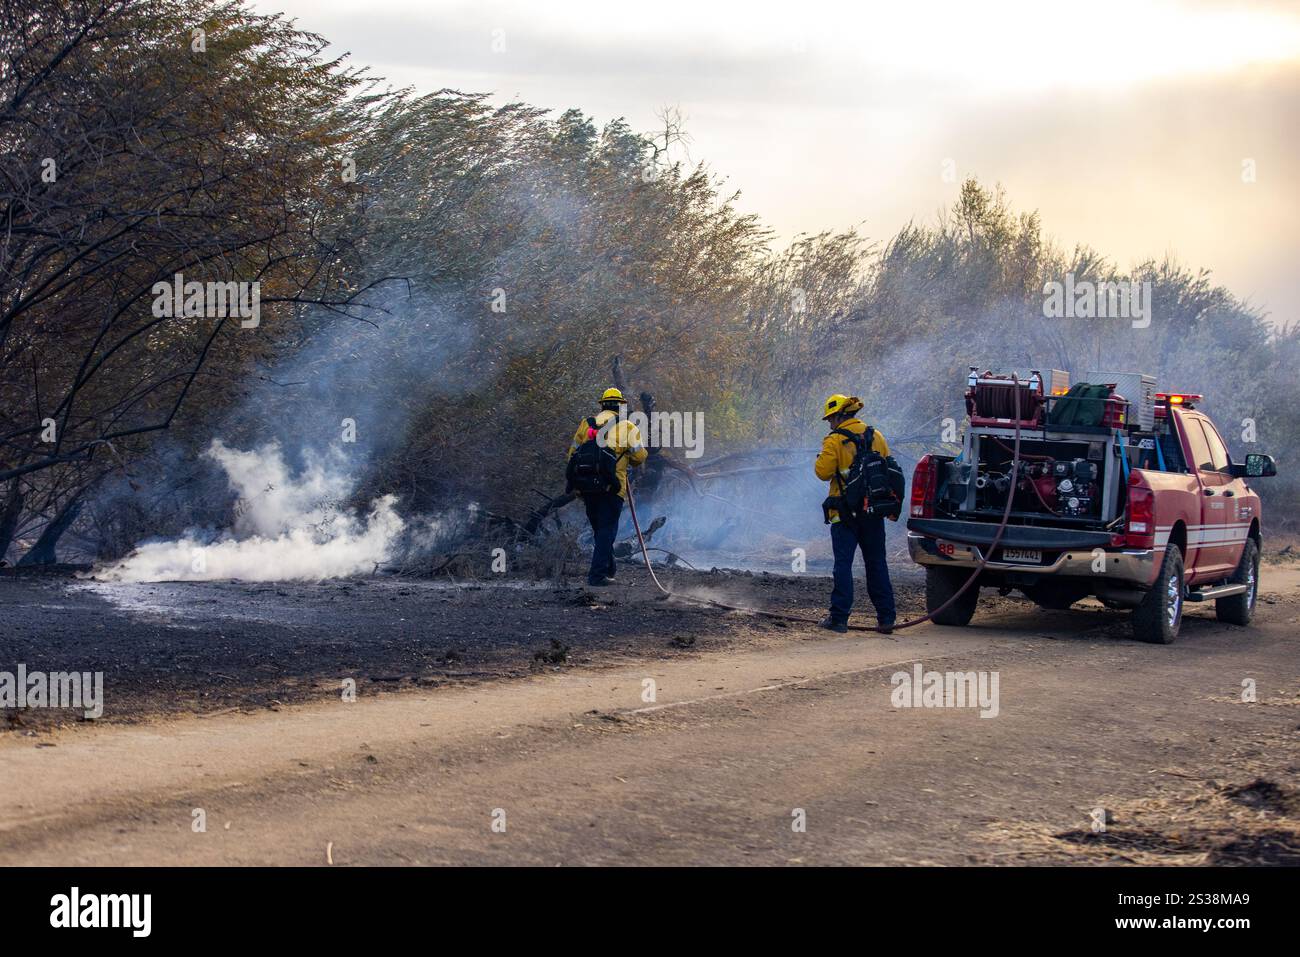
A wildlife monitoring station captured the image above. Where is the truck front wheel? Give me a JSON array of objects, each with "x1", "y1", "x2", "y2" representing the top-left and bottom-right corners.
[
  {"x1": 1132, "y1": 546, "x2": 1184, "y2": 644},
  {"x1": 925, "y1": 566, "x2": 979, "y2": 626},
  {"x1": 1215, "y1": 538, "x2": 1260, "y2": 626}
]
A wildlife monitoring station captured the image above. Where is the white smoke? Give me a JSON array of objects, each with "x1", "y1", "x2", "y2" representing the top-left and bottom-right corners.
[{"x1": 94, "y1": 440, "x2": 404, "y2": 583}]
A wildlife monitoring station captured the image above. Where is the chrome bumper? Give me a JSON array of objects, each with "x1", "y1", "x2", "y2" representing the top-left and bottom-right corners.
[{"x1": 907, "y1": 533, "x2": 1159, "y2": 586}]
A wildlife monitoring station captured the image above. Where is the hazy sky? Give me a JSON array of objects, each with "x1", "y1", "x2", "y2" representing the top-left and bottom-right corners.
[{"x1": 252, "y1": 0, "x2": 1300, "y2": 323}]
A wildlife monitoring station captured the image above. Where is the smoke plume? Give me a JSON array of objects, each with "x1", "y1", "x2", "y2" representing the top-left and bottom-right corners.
[{"x1": 94, "y1": 440, "x2": 404, "y2": 583}]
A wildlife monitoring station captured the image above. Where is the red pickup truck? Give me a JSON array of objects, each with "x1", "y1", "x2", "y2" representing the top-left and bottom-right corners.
[{"x1": 907, "y1": 375, "x2": 1276, "y2": 643}]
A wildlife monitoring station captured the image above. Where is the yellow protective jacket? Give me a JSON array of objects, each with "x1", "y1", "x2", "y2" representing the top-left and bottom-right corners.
[
  {"x1": 815, "y1": 417, "x2": 889, "y2": 523},
  {"x1": 567, "y1": 409, "x2": 648, "y2": 499}
]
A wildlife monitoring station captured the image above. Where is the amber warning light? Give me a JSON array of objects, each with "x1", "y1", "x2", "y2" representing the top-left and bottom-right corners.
[{"x1": 1155, "y1": 392, "x2": 1202, "y2": 408}]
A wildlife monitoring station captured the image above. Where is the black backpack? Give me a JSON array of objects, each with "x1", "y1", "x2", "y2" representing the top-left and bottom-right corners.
[
  {"x1": 566, "y1": 416, "x2": 624, "y2": 495},
  {"x1": 823, "y1": 426, "x2": 905, "y2": 523}
]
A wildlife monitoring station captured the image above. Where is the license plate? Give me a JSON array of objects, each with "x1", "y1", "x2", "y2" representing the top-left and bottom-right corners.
[{"x1": 1001, "y1": 548, "x2": 1042, "y2": 564}]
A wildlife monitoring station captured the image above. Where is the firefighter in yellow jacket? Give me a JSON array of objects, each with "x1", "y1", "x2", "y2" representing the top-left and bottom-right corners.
[
  {"x1": 566, "y1": 388, "x2": 648, "y2": 586},
  {"x1": 815, "y1": 394, "x2": 896, "y2": 632}
]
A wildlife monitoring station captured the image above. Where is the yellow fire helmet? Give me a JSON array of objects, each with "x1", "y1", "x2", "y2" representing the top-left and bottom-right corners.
[
  {"x1": 599, "y1": 387, "x2": 626, "y2": 404},
  {"x1": 822, "y1": 393, "x2": 863, "y2": 420}
]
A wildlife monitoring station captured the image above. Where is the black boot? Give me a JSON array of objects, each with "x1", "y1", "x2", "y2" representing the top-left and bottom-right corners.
[{"x1": 817, "y1": 615, "x2": 848, "y2": 633}]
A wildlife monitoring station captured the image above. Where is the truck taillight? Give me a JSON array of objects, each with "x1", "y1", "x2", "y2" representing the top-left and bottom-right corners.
[
  {"x1": 910, "y1": 454, "x2": 937, "y2": 518},
  {"x1": 1101, "y1": 395, "x2": 1128, "y2": 429},
  {"x1": 1125, "y1": 477, "x2": 1155, "y2": 548}
]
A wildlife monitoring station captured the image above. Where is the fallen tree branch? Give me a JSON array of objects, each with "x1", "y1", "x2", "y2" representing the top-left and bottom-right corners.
[{"x1": 693, "y1": 464, "x2": 805, "y2": 480}]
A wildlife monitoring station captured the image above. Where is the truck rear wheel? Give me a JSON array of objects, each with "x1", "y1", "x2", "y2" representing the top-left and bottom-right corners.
[
  {"x1": 1131, "y1": 546, "x2": 1183, "y2": 644},
  {"x1": 1215, "y1": 538, "x2": 1259, "y2": 626},
  {"x1": 925, "y1": 566, "x2": 979, "y2": 626}
]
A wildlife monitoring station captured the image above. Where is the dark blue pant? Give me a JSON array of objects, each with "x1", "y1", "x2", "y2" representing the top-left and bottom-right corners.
[
  {"x1": 583, "y1": 491, "x2": 624, "y2": 582},
  {"x1": 830, "y1": 516, "x2": 896, "y2": 625}
]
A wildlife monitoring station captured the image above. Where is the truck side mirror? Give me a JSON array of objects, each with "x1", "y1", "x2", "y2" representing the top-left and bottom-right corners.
[{"x1": 1231, "y1": 453, "x2": 1277, "y2": 478}]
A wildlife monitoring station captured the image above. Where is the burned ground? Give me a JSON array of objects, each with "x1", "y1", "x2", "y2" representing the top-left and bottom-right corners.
[
  {"x1": 5, "y1": 547, "x2": 1298, "y2": 733},
  {"x1": 1, "y1": 563, "x2": 932, "y2": 728},
  {"x1": 6, "y1": 535, "x2": 1300, "y2": 731}
]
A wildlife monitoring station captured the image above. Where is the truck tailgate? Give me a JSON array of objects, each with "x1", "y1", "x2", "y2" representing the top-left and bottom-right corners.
[{"x1": 907, "y1": 518, "x2": 1115, "y2": 551}]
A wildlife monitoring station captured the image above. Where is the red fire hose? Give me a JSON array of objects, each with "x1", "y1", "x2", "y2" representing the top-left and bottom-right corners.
[{"x1": 624, "y1": 376, "x2": 1026, "y2": 635}]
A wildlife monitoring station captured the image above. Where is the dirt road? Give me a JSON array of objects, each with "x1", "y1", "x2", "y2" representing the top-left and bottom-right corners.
[{"x1": 2, "y1": 566, "x2": 1298, "y2": 865}]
